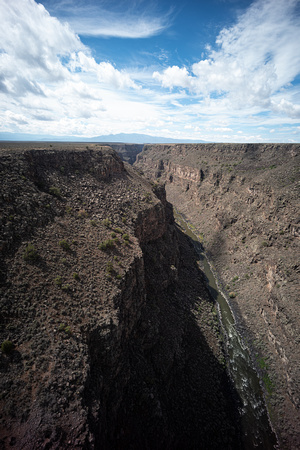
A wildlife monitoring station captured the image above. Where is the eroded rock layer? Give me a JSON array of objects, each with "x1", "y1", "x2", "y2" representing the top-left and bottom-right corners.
[
  {"x1": 135, "y1": 143, "x2": 300, "y2": 449},
  {"x1": 0, "y1": 144, "x2": 241, "y2": 449}
]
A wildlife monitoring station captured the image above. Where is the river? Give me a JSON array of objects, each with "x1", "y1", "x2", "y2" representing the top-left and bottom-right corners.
[{"x1": 175, "y1": 211, "x2": 278, "y2": 449}]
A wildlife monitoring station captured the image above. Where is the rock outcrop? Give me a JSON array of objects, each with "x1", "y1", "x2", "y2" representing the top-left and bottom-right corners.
[
  {"x1": 0, "y1": 143, "x2": 242, "y2": 449},
  {"x1": 135, "y1": 143, "x2": 300, "y2": 449}
]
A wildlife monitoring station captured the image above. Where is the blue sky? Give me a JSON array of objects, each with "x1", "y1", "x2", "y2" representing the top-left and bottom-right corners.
[{"x1": 1, "y1": 0, "x2": 300, "y2": 142}]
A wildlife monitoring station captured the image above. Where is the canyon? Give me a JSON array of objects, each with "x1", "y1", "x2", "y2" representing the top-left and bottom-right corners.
[
  {"x1": 1, "y1": 143, "x2": 242, "y2": 449},
  {"x1": 0, "y1": 142, "x2": 299, "y2": 449},
  {"x1": 135, "y1": 143, "x2": 300, "y2": 449}
]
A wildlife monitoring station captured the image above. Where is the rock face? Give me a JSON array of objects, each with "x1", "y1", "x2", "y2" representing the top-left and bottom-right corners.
[
  {"x1": 0, "y1": 143, "x2": 242, "y2": 449},
  {"x1": 135, "y1": 143, "x2": 300, "y2": 449}
]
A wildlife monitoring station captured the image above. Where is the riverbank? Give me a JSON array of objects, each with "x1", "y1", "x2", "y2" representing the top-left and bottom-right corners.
[{"x1": 174, "y1": 210, "x2": 278, "y2": 450}]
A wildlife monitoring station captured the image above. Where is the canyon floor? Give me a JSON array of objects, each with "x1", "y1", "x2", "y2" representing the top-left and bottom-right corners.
[{"x1": 135, "y1": 143, "x2": 300, "y2": 449}]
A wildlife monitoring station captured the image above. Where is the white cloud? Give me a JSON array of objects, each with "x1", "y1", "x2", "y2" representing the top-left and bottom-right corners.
[
  {"x1": 69, "y1": 52, "x2": 139, "y2": 89},
  {"x1": 153, "y1": 66, "x2": 193, "y2": 89},
  {"x1": 66, "y1": 13, "x2": 170, "y2": 39},
  {"x1": 45, "y1": 0, "x2": 172, "y2": 39},
  {"x1": 0, "y1": 0, "x2": 83, "y2": 94},
  {"x1": 0, "y1": 0, "x2": 139, "y2": 96},
  {"x1": 0, "y1": 0, "x2": 140, "y2": 133},
  {"x1": 153, "y1": 0, "x2": 300, "y2": 119},
  {"x1": 270, "y1": 99, "x2": 300, "y2": 118}
]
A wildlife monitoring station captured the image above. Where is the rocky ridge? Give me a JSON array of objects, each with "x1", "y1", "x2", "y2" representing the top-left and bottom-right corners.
[
  {"x1": 135, "y1": 143, "x2": 300, "y2": 449},
  {"x1": 0, "y1": 143, "x2": 242, "y2": 449}
]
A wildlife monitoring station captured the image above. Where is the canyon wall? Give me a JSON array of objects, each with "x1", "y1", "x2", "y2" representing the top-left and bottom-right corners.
[
  {"x1": 135, "y1": 143, "x2": 300, "y2": 448},
  {"x1": 0, "y1": 144, "x2": 242, "y2": 449},
  {"x1": 108, "y1": 143, "x2": 144, "y2": 165}
]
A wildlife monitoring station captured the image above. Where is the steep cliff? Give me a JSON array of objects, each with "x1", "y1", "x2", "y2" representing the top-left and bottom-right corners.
[
  {"x1": 0, "y1": 143, "x2": 242, "y2": 449},
  {"x1": 135, "y1": 143, "x2": 300, "y2": 448}
]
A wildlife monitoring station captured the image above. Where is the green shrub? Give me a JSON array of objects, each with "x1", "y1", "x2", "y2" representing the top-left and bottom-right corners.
[
  {"x1": 99, "y1": 239, "x2": 115, "y2": 250},
  {"x1": 73, "y1": 272, "x2": 80, "y2": 280},
  {"x1": 55, "y1": 276, "x2": 63, "y2": 286},
  {"x1": 23, "y1": 244, "x2": 39, "y2": 262},
  {"x1": 59, "y1": 324, "x2": 72, "y2": 335},
  {"x1": 122, "y1": 234, "x2": 129, "y2": 241},
  {"x1": 61, "y1": 284, "x2": 70, "y2": 291},
  {"x1": 1, "y1": 340, "x2": 14, "y2": 354},
  {"x1": 144, "y1": 192, "x2": 152, "y2": 203},
  {"x1": 102, "y1": 218, "x2": 111, "y2": 228},
  {"x1": 106, "y1": 262, "x2": 114, "y2": 274},
  {"x1": 263, "y1": 374, "x2": 274, "y2": 394},
  {"x1": 49, "y1": 186, "x2": 61, "y2": 198},
  {"x1": 78, "y1": 209, "x2": 88, "y2": 218},
  {"x1": 59, "y1": 240, "x2": 70, "y2": 251},
  {"x1": 114, "y1": 227, "x2": 124, "y2": 234},
  {"x1": 111, "y1": 232, "x2": 116, "y2": 238},
  {"x1": 90, "y1": 220, "x2": 97, "y2": 226},
  {"x1": 122, "y1": 217, "x2": 127, "y2": 224}
]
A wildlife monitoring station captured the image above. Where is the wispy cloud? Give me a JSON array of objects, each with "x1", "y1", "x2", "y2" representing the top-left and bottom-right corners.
[
  {"x1": 45, "y1": 0, "x2": 173, "y2": 38},
  {"x1": 153, "y1": 0, "x2": 300, "y2": 118}
]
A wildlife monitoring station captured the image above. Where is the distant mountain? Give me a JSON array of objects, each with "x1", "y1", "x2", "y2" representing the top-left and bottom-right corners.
[
  {"x1": 89, "y1": 133, "x2": 207, "y2": 144},
  {"x1": 0, "y1": 132, "x2": 207, "y2": 144}
]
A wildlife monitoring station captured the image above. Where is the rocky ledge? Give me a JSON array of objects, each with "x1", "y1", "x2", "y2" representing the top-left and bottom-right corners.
[
  {"x1": 135, "y1": 142, "x2": 300, "y2": 449},
  {"x1": 0, "y1": 143, "x2": 242, "y2": 449}
]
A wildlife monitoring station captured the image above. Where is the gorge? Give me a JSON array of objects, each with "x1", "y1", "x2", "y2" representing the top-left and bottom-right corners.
[
  {"x1": 135, "y1": 143, "x2": 300, "y2": 449},
  {"x1": 0, "y1": 142, "x2": 299, "y2": 449}
]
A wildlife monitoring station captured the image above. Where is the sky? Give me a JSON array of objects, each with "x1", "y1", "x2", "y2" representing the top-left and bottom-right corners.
[{"x1": 0, "y1": 0, "x2": 300, "y2": 143}]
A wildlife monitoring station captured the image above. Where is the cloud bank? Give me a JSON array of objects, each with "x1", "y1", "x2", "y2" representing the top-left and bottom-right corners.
[{"x1": 0, "y1": 0, "x2": 142, "y2": 135}]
